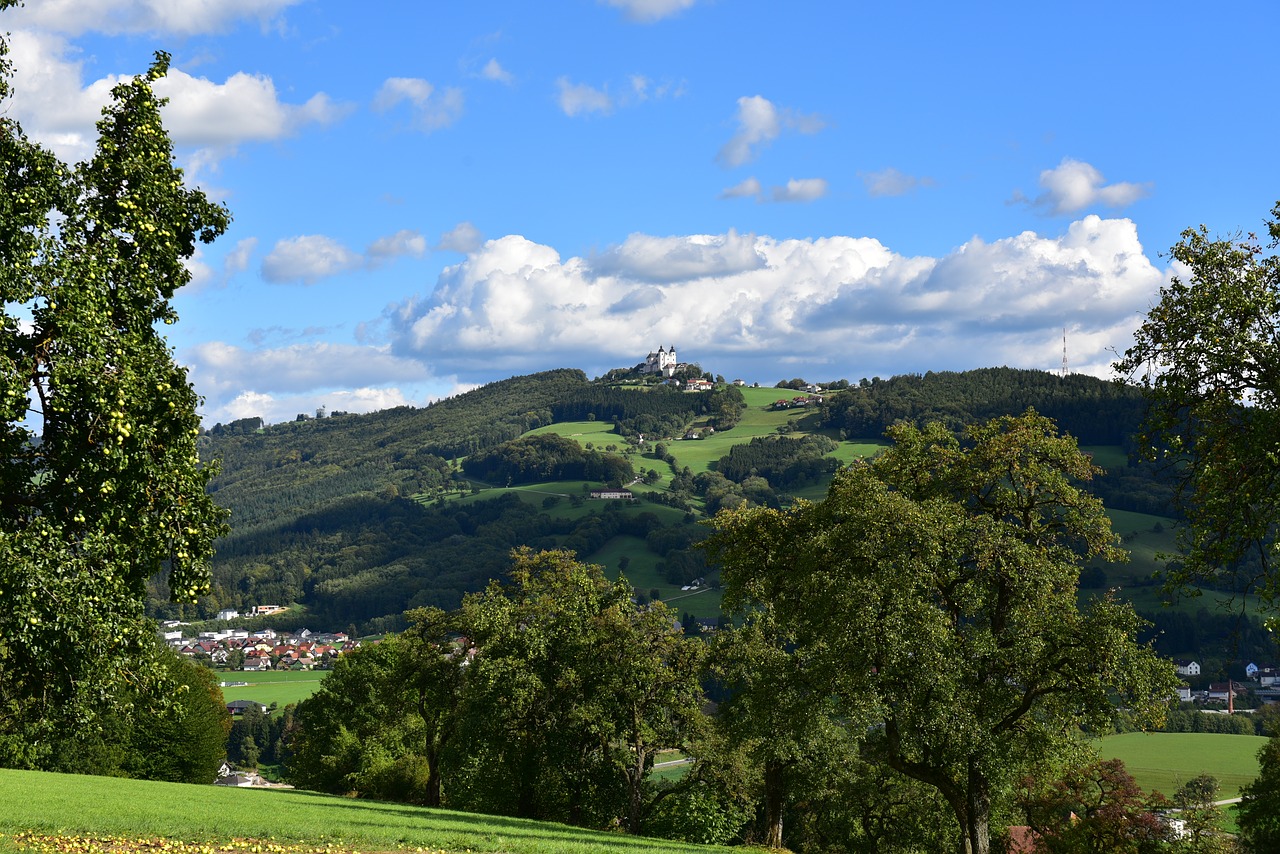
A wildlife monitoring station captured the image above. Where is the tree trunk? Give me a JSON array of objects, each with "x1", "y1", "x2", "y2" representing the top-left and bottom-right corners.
[
  {"x1": 960, "y1": 767, "x2": 991, "y2": 854},
  {"x1": 425, "y1": 745, "x2": 442, "y2": 807},
  {"x1": 626, "y1": 746, "x2": 646, "y2": 833},
  {"x1": 763, "y1": 758, "x2": 785, "y2": 849}
]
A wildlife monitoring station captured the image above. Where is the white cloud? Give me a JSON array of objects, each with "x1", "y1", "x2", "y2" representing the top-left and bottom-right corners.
[
  {"x1": 480, "y1": 58, "x2": 514, "y2": 85},
  {"x1": 556, "y1": 77, "x2": 613, "y2": 117},
  {"x1": 3, "y1": 0, "x2": 303, "y2": 36},
  {"x1": 261, "y1": 230, "x2": 430, "y2": 283},
  {"x1": 2, "y1": 31, "x2": 348, "y2": 167},
  {"x1": 861, "y1": 167, "x2": 936, "y2": 198},
  {"x1": 720, "y1": 177, "x2": 762, "y2": 200},
  {"x1": 770, "y1": 178, "x2": 828, "y2": 203},
  {"x1": 373, "y1": 77, "x2": 464, "y2": 131},
  {"x1": 438, "y1": 222, "x2": 484, "y2": 253},
  {"x1": 591, "y1": 230, "x2": 766, "y2": 282},
  {"x1": 261, "y1": 236, "x2": 362, "y2": 284},
  {"x1": 223, "y1": 237, "x2": 259, "y2": 278},
  {"x1": 1019, "y1": 158, "x2": 1152, "y2": 215},
  {"x1": 601, "y1": 0, "x2": 697, "y2": 22},
  {"x1": 185, "y1": 340, "x2": 444, "y2": 424},
  {"x1": 367, "y1": 230, "x2": 428, "y2": 264},
  {"x1": 717, "y1": 95, "x2": 826, "y2": 167},
  {"x1": 384, "y1": 217, "x2": 1166, "y2": 384}
]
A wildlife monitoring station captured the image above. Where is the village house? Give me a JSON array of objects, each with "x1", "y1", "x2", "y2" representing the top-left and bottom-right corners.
[{"x1": 590, "y1": 488, "x2": 634, "y2": 500}]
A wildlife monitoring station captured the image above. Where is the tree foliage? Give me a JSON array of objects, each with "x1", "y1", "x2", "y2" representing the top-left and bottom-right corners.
[
  {"x1": 288, "y1": 548, "x2": 705, "y2": 833},
  {"x1": 1238, "y1": 735, "x2": 1280, "y2": 852},
  {"x1": 0, "y1": 26, "x2": 229, "y2": 760},
  {"x1": 706, "y1": 411, "x2": 1178, "y2": 854},
  {"x1": 1016, "y1": 759, "x2": 1171, "y2": 853},
  {"x1": 1115, "y1": 202, "x2": 1280, "y2": 607}
]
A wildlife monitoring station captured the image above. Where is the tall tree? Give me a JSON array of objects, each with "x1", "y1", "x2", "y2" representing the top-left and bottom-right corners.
[
  {"x1": 0, "y1": 16, "x2": 229, "y2": 762},
  {"x1": 706, "y1": 411, "x2": 1178, "y2": 854},
  {"x1": 1115, "y1": 202, "x2": 1280, "y2": 605},
  {"x1": 398, "y1": 606, "x2": 471, "y2": 807},
  {"x1": 454, "y1": 548, "x2": 705, "y2": 831}
]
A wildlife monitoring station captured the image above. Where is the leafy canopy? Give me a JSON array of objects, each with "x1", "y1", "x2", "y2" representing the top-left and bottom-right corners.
[{"x1": 1116, "y1": 202, "x2": 1280, "y2": 607}]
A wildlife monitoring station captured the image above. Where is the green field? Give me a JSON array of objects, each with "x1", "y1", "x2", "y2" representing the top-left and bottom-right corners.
[
  {"x1": 1097, "y1": 731, "x2": 1266, "y2": 798},
  {"x1": 0, "y1": 769, "x2": 729, "y2": 854},
  {"x1": 218, "y1": 670, "x2": 327, "y2": 709}
]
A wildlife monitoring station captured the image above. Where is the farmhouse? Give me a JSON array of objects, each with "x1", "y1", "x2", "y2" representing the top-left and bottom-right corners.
[{"x1": 590, "y1": 488, "x2": 634, "y2": 500}]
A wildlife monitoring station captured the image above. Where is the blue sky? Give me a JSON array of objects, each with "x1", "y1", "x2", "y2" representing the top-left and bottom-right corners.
[{"x1": 4, "y1": 0, "x2": 1278, "y2": 424}]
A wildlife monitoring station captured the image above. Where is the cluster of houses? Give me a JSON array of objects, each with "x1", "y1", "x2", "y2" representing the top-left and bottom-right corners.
[
  {"x1": 770, "y1": 393, "x2": 825, "y2": 410},
  {"x1": 161, "y1": 624, "x2": 357, "y2": 671},
  {"x1": 1172, "y1": 659, "x2": 1280, "y2": 704}
]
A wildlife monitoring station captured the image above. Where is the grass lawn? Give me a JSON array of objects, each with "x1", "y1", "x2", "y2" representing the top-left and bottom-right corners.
[
  {"x1": 0, "y1": 769, "x2": 731, "y2": 854},
  {"x1": 218, "y1": 670, "x2": 327, "y2": 709},
  {"x1": 1097, "y1": 732, "x2": 1266, "y2": 798}
]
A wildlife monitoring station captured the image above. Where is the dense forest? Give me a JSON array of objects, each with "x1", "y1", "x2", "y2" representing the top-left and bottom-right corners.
[{"x1": 818, "y1": 367, "x2": 1147, "y2": 446}]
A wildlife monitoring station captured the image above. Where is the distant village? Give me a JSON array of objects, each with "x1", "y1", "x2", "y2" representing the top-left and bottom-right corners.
[{"x1": 161, "y1": 606, "x2": 357, "y2": 672}]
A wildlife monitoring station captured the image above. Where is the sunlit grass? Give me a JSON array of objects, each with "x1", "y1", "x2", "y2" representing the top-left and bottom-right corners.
[
  {"x1": 0, "y1": 770, "x2": 730, "y2": 854},
  {"x1": 1097, "y1": 732, "x2": 1265, "y2": 799}
]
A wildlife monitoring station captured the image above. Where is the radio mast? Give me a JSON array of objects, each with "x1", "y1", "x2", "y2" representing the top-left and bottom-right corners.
[{"x1": 1059, "y1": 327, "x2": 1069, "y2": 377}]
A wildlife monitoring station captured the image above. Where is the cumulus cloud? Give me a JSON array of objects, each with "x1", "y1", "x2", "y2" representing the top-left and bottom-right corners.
[
  {"x1": 717, "y1": 95, "x2": 826, "y2": 167},
  {"x1": 2, "y1": 0, "x2": 303, "y2": 36},
  {"x1": 2, "y1": 31, "x2": 348, "y2": 167},
  {"x1": 601, "y1": 0, "x2": 698, "y2": 22},
  {"x1": 770, "y1": 177, "x2": 828, "y2": 203},
  {"x1": 592, "y1": 231, "x2": 766, "y2": 282},
  {"x1": 367, "y1": 230, "x2": 428, "y2": 265},
  {"x1": 223, "y1": 237, "x2": 259, "y2": 278},
  {"x1": 438, "y1": 222, "x2": 484, "y2": 253},
  {"x1": 261, "y1": 236, "x2": 362, "y2": 284},
  {"x1": 261, "y1": 230, "x2": 430, "y2": 283},
  {"x1": 1017, "y1": 158, "x2": 1152, "y2": 215},
  {"x1": 373, "y1": 77, "x2": 464, "y2": 131},
  {"x1": 382, "y1": 217, "x2": 1166, "y2": 384},
  {"x1": 556, "y1": 77, "x2": 613, "y2": 117},
  {"x1": 861, "y1": 167, "x2": 937, "y2": 197},
  {"x1": 480, "y1": 59, "x2": 514, "y2": 84},
  {"x1": 720, "y1": 177, "x2": 762, "y2": 200},
  {"x1": 185, "y1": 340, "x2": 449, "y2": 424}
]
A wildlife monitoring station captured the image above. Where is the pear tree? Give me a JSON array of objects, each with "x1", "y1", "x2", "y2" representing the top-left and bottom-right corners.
[{"x1": 0, "y1": 13, "x2": 229, "y2": 764}]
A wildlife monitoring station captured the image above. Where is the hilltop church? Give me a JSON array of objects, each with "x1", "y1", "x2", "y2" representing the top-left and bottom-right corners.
[{"x1": 643, "y1": 345, "x2": 679, "y2": 377}]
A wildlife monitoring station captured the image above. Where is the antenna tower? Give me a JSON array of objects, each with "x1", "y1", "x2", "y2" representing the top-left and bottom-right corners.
[{"x1": 1059, "y1": 327, "x2": 1069, "y2": 378}]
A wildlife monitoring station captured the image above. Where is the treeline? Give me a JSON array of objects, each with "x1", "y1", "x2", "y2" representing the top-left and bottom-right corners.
[
  {"x1": 819, "y1": 366, "x2": 1146, "y2": 447},
  {"x1": 713, "y1": 434, "x2": 838, "y2": 489},
  {"x1": 462, "y1": 434, "x2": 634, "y2": 486}
]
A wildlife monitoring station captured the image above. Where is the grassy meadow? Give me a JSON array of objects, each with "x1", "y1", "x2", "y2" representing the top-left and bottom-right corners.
[
  {"x1": 1097, "y1": 732, "x2": 1266, "y2": 799},
  {"x1": 218, "y1": 670, "x2": 327, "y2": 709},
  {"x1": 0, "y1": 770, "x2": 731, "y2": 854}
]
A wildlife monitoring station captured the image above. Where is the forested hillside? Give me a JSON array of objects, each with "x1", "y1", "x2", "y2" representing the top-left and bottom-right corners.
[
  {"x1": 157, "y1": 366, "x2": 1193, "y2": 639},
  {"x1": 819, "y1": 367, "x2": 1146, "y2": 446}
]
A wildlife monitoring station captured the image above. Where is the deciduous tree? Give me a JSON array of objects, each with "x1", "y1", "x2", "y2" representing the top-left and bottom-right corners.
[
  {"x1": 1115, "y1": 202, "x2": 1280, "y2": 606},
  {"x1": 706, "y1": 411, "x2": 1178, "y2": 854},
  {"x1": 1, "y1": 11, "x2": 229, "y2": 762}
]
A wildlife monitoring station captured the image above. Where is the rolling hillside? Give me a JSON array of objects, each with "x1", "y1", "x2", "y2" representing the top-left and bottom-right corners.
[{"x1": 157, "y1": 365, "x2": 1253, "y2": 660}]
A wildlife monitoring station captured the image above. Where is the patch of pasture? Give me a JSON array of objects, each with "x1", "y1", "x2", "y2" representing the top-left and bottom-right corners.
[
  {"x1": 218, "y1": 671, "x2": 326, "y2": 709},
  {"x1": 1097, "y1": 731, "x2": 1265, "y2": 798}
]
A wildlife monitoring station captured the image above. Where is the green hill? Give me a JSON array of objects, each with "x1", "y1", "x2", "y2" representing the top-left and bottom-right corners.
[{"x1": 167, "y1": 366, "x2": 1253, "y2": 657}]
